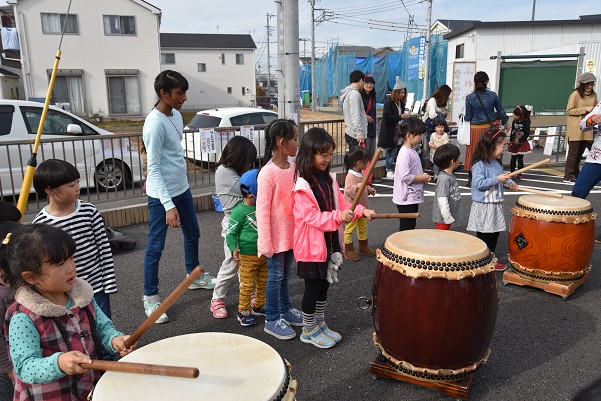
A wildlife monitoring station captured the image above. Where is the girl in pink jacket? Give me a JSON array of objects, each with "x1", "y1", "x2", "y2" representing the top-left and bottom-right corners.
[{"x1": 292, "y1": 128, "x2": 374, "y2": 349}]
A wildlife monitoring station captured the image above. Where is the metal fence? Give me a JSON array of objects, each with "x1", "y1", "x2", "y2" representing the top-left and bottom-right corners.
[{"x1": 1, "y1": 120, "x2": 569, "y2": 213}]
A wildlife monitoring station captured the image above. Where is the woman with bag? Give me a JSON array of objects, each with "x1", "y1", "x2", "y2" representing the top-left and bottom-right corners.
[
  {"x1": 464, "y1": 71, "x2": 507, "y2": 187},
  {"x1": 564, "y1": 72, "x2": 597, "y2": 183},
  {"x1": 378, "y1": 76, "x2": 410, "y2": 179},
  {"x1": 361, "y1": 74, "x2": 378, "y2": 159}
]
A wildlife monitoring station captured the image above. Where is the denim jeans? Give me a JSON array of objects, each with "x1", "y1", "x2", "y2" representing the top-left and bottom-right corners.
[
  {"x1": 94, "y1": 291, "x2": 112, "y2": 319},
  {"x1": 572, "y1": 162, "x2": 601, "y2": 199},
  {"x1": 265, "y1": 250, "x2": 294, "y2": 322},
  {"x1": 144, "y1": 188, "x2": 200, "y2": 296},
  {"x1": 345, "y1": 134, "x2": 359, "y2": 149},
  {"x1": 384, "y1": 148, "x2": 397, "y2": 171}
]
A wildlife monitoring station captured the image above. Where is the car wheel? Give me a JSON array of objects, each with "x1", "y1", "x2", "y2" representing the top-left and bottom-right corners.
[{"x1": 95, "y1": 159, "x2": 131, "y2": 192}]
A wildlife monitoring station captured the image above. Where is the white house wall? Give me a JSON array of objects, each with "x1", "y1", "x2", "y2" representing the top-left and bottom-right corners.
[
  {"x1": 13, "y1": 0, "x2": 160, "y2": 116},
  {"x1": 160, "y1": 48, "x2": 256, "y2": 111}
]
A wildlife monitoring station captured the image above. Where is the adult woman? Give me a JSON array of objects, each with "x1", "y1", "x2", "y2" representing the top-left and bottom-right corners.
[
  {"x1": 422, "y1": 84, "x2": 452, "y2": 169},
  {"x1": 564, "y1": 72, "x2": 597, "y2": 183},
  {"x1": 464, "y1": 71, "x2": 507, "y2": 187},
  {"x1": 361, "y1": 74, "x2": 377, "y2": 159},
  {"x1": 378, "y1": 76, "x2": 410, "y2": 179},
  {"x1": 572, "y1": 100, "x2": 601, "y2": 199}
]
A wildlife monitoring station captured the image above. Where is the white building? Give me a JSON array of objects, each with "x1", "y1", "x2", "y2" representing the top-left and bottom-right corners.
[
  {"x1": 6, "y1": 0, "x2": 161, "y2": 117},
  {"x1": 159, "y1": 33, "x2": 257, "y2": 111},
  {"x1": 444, "y1": 15, "x2": 601, "y2": 117}
]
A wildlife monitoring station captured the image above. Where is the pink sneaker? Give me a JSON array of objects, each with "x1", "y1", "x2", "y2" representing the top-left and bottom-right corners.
[
  {"x1": 494, "y1": 262, "x2": 508, "y2": 272},
  {"x1": 210, "y1": 299, "x2": 228, "y2": 319}
]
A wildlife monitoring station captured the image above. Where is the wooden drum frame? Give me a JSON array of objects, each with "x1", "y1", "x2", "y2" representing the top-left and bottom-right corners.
[
  {"x1": 372, "y1": 230, "x2": 498, "y2": 383},
  {"x1": 507, "y1": 194, "x2": 596, "y2": 282},
  {"x1": 92, "y1": 333, "x2": 297, "y2": 401}
]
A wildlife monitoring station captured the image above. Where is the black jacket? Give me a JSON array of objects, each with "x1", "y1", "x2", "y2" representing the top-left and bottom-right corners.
[{"x1": 377, "y1": 98, "x2": 405, "y2": 148}]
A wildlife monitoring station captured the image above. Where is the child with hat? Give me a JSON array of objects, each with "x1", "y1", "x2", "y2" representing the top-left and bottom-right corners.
[{"x1": 226, "y1": 169, "x2": 268, "y2": 327}]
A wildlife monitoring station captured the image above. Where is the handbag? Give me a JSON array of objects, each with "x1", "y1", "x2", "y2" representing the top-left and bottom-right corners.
[{"x1": 457, "y1": 115, "x2": 470, "y2": 145}]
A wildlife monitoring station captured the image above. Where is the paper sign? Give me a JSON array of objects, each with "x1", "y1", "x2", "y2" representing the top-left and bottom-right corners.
[
  {"x1": 543, "y1": 127, "x2": 557, "y2": 156},
  {"x1": 241, "y1": 125, "x2": 254, "y2": 142},
  {"x1": 450, "y1": 62, "x2": 476, "y2": 124},
  {"x1": 287, "y1": 113, "x2": 298, "y2": 125},
  {"x1": 200, "y1": 128, "x2": 216, "y2": 154}
]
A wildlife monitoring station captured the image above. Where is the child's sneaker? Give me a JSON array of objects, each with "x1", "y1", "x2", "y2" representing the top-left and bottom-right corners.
[
  {"x1": 300, "y1": 325, "x2": 335, "y2": 349},
  {"x1": 237, "y1": 310, "x2": 256, "y2": 327},
  {"x1": 210, "y1": 299, "x2": 228, "y2": 319},
  {"x1": 319, "y1": 321, "x2": 342, "y2": 343},
  {"x1": 264, "y1": 318, "x2": 296, "y2": 340},
  {"x1": 188, "y1": 272, "x2": 217, "y2": 290},
  {"x1": 494, "y1": 262, "x2": 508, "y2": 272},
  {"x1": 385, "y1": 171, "x2": 395, "y2": 179},
  {"x1": 143, "y1": 299, "x2": 169, "y2": 324},
  {"x1": 281, "y1": 308, "x2": 303, "y2": 326},
  {"x1": 251, "y1": 305, "x2": 266, "y2": 316}
]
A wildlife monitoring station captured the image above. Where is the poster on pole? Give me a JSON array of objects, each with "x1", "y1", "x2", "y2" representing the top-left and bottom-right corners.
[
  {"x1": 450, "y1": 62, "x2": 476, "y2": 124},
  {"x1": 200, "y1": 128, "x2": 216, "y2": 154},
  {"x1": 543, "y1": 127, "x2": 557, "y2": 156},
  {"x1": 241, "y1": 125, "x2": 254, "y2": 142},
  {"x1": 408, "y1": 37, "x2": 426, "y2": 81}
]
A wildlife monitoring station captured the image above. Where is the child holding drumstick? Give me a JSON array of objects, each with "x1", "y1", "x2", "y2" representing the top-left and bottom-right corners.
[
  {"x1": 432, "y1": 144, "x2": 462, "y2": 230},
  {"x1": 2, "y1": 225, "x2": 136, "y2": 400},
  {"x1": 467, "y1": 128, "x2": 518, "y2": 271}
]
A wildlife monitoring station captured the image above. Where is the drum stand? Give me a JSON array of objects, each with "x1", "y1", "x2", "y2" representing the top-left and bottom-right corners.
[
  {"x1": 370, "y1": 354, "x2": 474, "y2": 400},
  {"x1": 503, "y1": 265, "x2": 590, "y2": 300}
]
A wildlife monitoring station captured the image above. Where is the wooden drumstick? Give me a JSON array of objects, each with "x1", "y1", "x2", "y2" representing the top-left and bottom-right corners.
[
  {"x1": 81, "y1": 360, "x2": 199, "y2": 379},
  {"x1": 504, "y1": 184, "x2": 563, "y2": 199},
  {"x1": 350, "y1": 147, "x2": 382, "y2": 211},
  {"x1": 369, "y1": 213, "x2": 421, "y2": 220},
  {"x1": 124, "y1": 266, "x2": 204, "y2": 349},
  {"x1": 507, "y1": 158, "x2": 550, "y2": 178}
]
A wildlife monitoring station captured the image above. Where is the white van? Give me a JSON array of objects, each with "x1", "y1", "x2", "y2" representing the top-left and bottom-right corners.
[{"x1": 0, "y1": 100, "x2": 144, "y2": 197}]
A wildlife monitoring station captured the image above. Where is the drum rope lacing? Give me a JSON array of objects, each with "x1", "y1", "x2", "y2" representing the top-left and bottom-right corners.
[
  {"x1": 509, "y1": 262, "x2": 590, "y2": 282},
  {"x1": 380, "y1": 246, "x2": 494, "y2": 273},
  {"x1": 514, "y1": 201, "x2": 594, "y2": 216}
]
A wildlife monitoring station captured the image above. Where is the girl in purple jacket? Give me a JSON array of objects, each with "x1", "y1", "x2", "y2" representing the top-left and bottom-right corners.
[{"x1": 291, "y1": 128, "x2": 374, "y2": 349}]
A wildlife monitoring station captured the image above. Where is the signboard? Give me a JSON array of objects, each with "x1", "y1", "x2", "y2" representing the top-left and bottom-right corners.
[
  {"x1": 450, "y1": 62, "x2": 476, "y2": 124},
  {"x1": 408, "y1": 37, "x2": 426, "y2": 81}
]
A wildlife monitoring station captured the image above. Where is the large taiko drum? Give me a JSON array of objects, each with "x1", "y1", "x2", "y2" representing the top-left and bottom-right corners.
[
  {"x1": 508, "y1": 194, "x2": 596, "y2": 281},
  {"x1": 92, "y1": 333, "x2": 297, "y2": 401},
  {"x1": 372, "y1": 230, "x2": 498, "y2": 381}
]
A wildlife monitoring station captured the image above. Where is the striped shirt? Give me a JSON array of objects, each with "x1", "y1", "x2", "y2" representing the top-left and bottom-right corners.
[{"x1": 32, "y1": 200, "x2": 117, "y2": 294}]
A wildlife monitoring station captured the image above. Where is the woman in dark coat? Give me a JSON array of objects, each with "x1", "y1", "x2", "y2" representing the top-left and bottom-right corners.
[
  {"x1": 361, "y1": 74, "x2": 377, "y2": 159},
  {"x1": 378, "y1": 76, "x2": 409, "y2": 179}
]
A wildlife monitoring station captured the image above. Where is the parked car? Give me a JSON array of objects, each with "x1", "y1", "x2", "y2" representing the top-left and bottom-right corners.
[
  {"x1": 256, "y1": 96, "x2": 278, "y2": 110},
  {"x1": 182, "y1": 107, "x2": 278, "y2": 163},
  {"x1": 0, "y1": 100, "x2": 144, "y2": 196}
]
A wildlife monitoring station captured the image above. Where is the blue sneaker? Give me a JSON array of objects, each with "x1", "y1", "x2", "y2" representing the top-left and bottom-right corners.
[
  {"x1": 237, "y1": 310, "x2": 256, "y2": 327},
  {"x1": 281, "y1": 308, "x2": 303, "y2": 327},
  {"x1": 264, "y1": 318, "x2": 296, "y2": 340},
  {"x1": 319, "y1": 321, "x2": 342, "y2": 343},
  {"x1": 300, "y1": 325, "x2": 335, "y2": 349},
  {"x1": 188, "y1": 272, "x2": 217, "y2": 290}
]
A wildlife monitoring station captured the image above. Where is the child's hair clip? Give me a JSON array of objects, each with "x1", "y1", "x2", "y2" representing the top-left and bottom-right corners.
[{"x1": 2, "y1": 233, "x2": 12, "y2": 245}]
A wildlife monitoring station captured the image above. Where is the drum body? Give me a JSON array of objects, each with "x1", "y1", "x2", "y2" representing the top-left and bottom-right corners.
[
  {"x1": 508, "y1": 195, "x2": 595, "y2": 281},
  {"x1": 372, "y1": 230, "x2": 498, "y2": 380},
  {"x1": 92, "y1": 333, "x2": 295, "y2": 401}
]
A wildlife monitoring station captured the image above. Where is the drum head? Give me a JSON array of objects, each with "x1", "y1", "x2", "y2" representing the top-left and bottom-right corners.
[
  {"x1": 517, "y1": 194, "x2": 592, "y2": 212},
  {"x1": 93, "y1": 333, "x2": 288, "y2": 401},
  {"x1": 378, "y1": 229, "x2": 495, "y2": 279}
]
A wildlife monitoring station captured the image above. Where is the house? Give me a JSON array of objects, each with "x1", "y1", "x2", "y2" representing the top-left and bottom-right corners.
[
  {"x1": 0, "y1": 5, "x2": 24, "y2": 100},
  {"x1": 444, "y1": 15, "x2": 601, "y2": 116},
  {"x1": 5, "y1": 0, "x2": 161, "y2": 117},
  {"x1": 430, "y1": 19, "x2": 480, "y2": 35},
  {"x1": 159, "y1": 33, "x2": 257, "y2": 111}
]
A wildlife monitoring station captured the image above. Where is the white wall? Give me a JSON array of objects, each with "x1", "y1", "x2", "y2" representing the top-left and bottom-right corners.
[
  {"x1": 160, "y1": 48, "x2": 256, "y2": 111},
  {"x1": 0, "y1": 76, "x2": 24, "y2": 99},
  {"x1": 13, "y1": 0, "x2": 160, "y2": 116}
]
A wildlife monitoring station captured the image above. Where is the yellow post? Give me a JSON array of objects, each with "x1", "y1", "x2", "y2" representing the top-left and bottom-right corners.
[{"x1": 16, "y1": 50, "x2": 62, "y2": 219}]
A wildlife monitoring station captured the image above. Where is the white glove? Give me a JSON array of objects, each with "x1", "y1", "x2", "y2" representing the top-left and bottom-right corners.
[{"x1": 326, "y1": 252, "x2": 343, "y2": 284}]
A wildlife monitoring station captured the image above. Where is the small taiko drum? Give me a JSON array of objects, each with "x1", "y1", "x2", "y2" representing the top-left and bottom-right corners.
[
  {"x1": 92, "y1": 333, "x2": 297, "y2": 401},
  {"x1": 508, "y1": 194, "x2": 596, "y2": 281},
  {"x1": 373, "y1": 229, "x2": 498, "y2": 381}
]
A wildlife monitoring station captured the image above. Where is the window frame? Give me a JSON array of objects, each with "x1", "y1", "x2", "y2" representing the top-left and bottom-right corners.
[
  {"x1": 236, "y1": 54, "x2": 244, "y2": 65},
  {"x1": 455, "y1": 44, "x2": 464, "y2": 59},
  {"x1": 103, "y1": 15, "x2": 136, "y2": 36},
  {"x1": 198, "y1": 63, "x2": 207, "y2": 72},
  {"x1": 41, "y1": 13, "x2": 79, "y2": 34},
  {"x1": 161, "y1": 53, "x2": 176, "y2": 65}
]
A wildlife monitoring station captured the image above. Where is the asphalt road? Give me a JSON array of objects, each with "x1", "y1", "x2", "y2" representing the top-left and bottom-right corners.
[{"x1": 108, "y1": 168, "x2": 601, "y2": 401}]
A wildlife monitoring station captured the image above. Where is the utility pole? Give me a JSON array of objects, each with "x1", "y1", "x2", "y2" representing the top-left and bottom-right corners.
[
  {"x1": 277, "y1": 1, "x2": 285, "y2": 115},
  {"x1": 299, "y1": 38, "x2": 309, "y2": 57},
  {"x1": 531, "y1": 0, "x2": 536, "y2": 21},
  {"x1": 422, "y1": 0, "x2": 432, "y2": 103},
  {"x1": 284, "y1": 0, "x2": 300, "y2": 121},
  {"x1": 266, "y1": 13, "x2": 274, "y2": 95},
  {"x1": 310, "y1": 0, "x2": 316, "y2": 112}
]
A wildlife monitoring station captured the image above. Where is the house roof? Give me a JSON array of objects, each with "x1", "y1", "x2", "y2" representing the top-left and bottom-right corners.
[
  {"x1": 337, "y1": 45, "x2": 375, "y2": 58},
  {"x1": 444, "y1": 15, "x2": 601, "y2": 40},
  {"x1": 160, "y1": 33, "x2": 256, "y2": 49},
  {"x1": 0, "y1": 67, "x2": 19, "y2": 77},
  {"x1": 432, "y1": 19, "x2": 480, "y2": 32}
]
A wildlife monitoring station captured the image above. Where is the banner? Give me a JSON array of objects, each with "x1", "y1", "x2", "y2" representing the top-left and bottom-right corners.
[{"x1": 408, "y1": 37, "x2": 426, "y2": 81}]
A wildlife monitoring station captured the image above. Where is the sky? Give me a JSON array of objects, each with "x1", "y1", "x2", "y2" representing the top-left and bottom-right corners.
[{"x1": 1, "y1": 0, "x2": 594, "y2": 72}]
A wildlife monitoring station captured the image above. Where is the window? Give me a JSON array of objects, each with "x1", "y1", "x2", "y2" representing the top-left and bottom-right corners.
[
  {"x1": 51, "y1": 74, "x2": 85, "y2": 114},
  {"x1": 161, "y1": 53, "x2": 175, "y2": 65},
  {"x1": 242, "y1": 87, "x2": 246, "y2": 95},
  {"x1": 455, "y1": 44, "x2": 464, "y2": 59},
  {"x1": 230, "y1": 113, "x2": 265, "y2": 126},
  {"x1": 227, "y1": 87, "x2": 232, "y2": 94},
  {"x1": 236, "y1": 54, "x2": 244, "y2": 65},
  {"x1": 221, "y1": 53, "x2": 225, "y2": 65},
  {"x1": 103, "y1": 15, "x2": 136, "y2": 35},
  {"x1": 198, "y1": 63, "x2": 206, "y2": 72},
  {"x1": 106, "y1": 72, "x2": 141, "y2": 115},
  {"x1": 0, "y1": 105, "x2": 14, "y2": 136},
  {"x1": 41, "y1": 13, "x2": 78, "y2": 34},
  {"x1": 21, "y1": 107, "x2": 96, "y2": 136}
]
